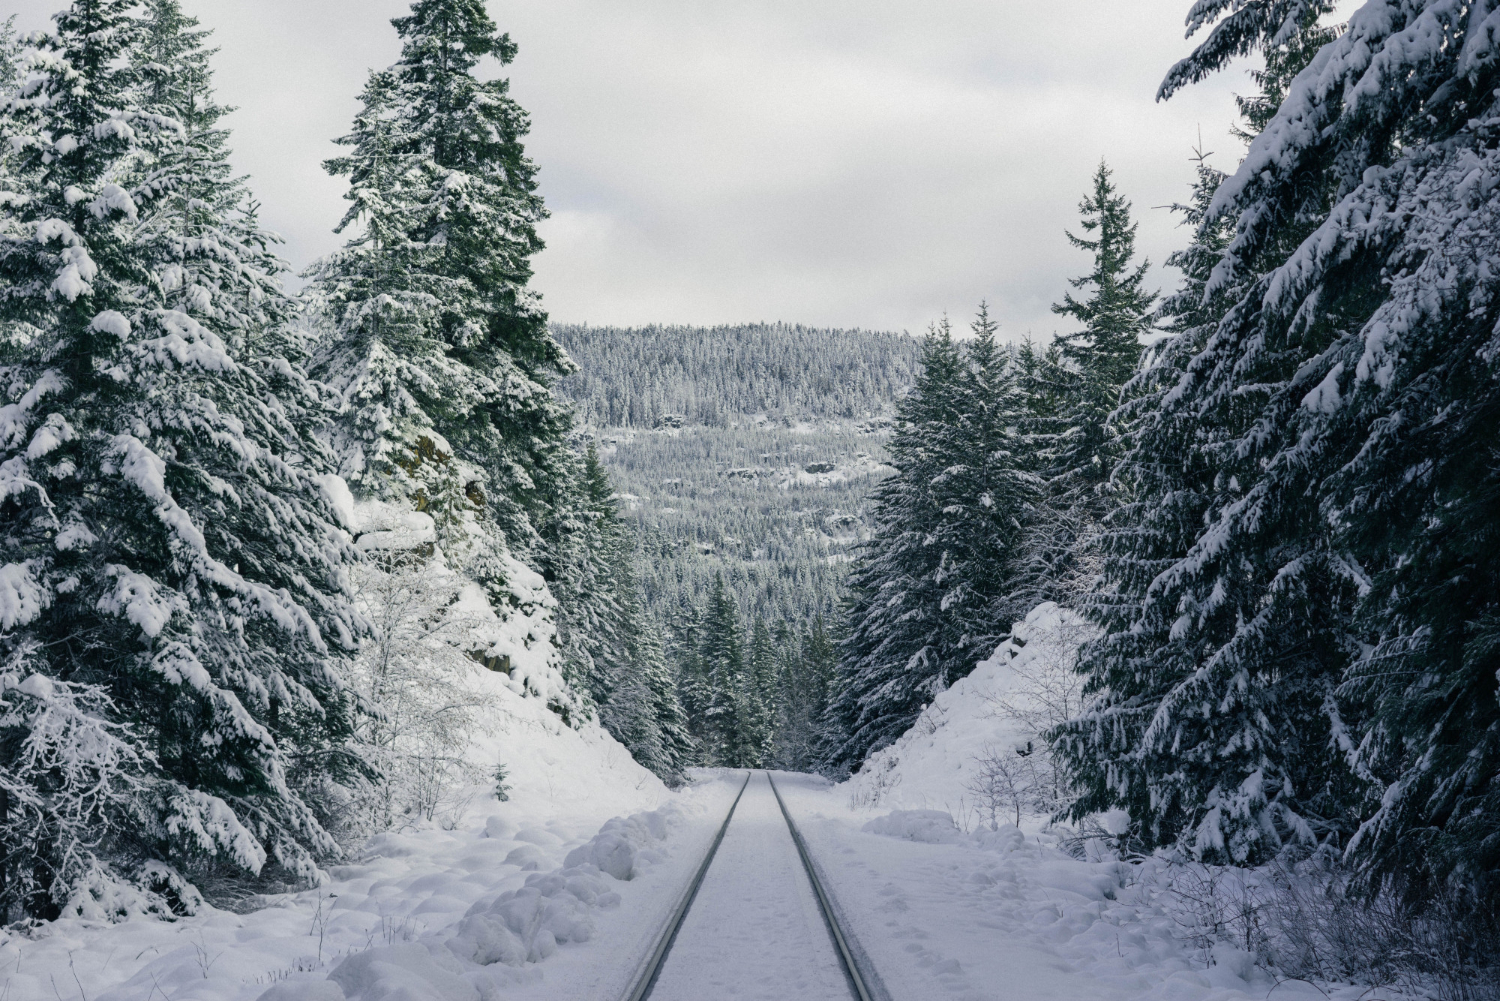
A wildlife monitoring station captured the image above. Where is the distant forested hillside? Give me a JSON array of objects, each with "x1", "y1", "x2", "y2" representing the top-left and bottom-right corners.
[
  {"x1": 553, "y1": 324, "x2": 917, "y2": 768},
  {"x1": 554, "y1": 323, "x2": 921, "y2": 427},
  {"x1": 600, "y1": 424, "x2": 889, "y2": 627}
]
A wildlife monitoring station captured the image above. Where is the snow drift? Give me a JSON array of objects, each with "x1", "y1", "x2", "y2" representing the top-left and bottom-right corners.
[{"x1": 842, "y1": 601, "x2": 1096, "y2": 828}]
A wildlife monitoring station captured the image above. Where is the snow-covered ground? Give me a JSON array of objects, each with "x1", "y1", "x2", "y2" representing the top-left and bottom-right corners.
[
  {"x1": 648, "y1": 772, "x2": 848, "y2": 1001},
  {"x1": 0, "y1": 690, "x2": 736, "y2": 1001},
  {"x1": 844, "y1": 602, "x2": 1098, "y2": 827},
  {"x1": 2, "y1": 605, "x2": 1400, "y2": 1001},
  {"x1": 3, "y1": 765, "x2": 1399, "y2": 1001},
  {"x1": 776, "y1": 773, "x2": 1388, "y2": 1001}
]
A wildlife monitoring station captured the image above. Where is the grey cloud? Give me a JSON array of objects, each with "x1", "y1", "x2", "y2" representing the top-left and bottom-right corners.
[{"x1": 6, "y1": 0, "x2": 1254, "y2": 337}]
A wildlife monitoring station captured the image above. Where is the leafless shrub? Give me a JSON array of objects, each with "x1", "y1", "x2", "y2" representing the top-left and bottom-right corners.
[
  {"x1": 1146, "y1": 847, "x2": 1500, "y2": 1001},
  {"x1": 340, "y1": 549, "x2": 493, "y2": 837},
  {"x1": 976, "y1": 604, "x2": 1096, "y2": 821},
  {"x1": 848, "y1": 753, "x2": 902, "y2": 809},
  {"x1": 966, "y1": 742, "x2": 1040, "y2": 829},
  {"x1": 1260, "y1": 849, "x2": 1499, "y2": 1001},
  {"x1": 1058, "y1": 816, "x2": 1151, "y2": 863},
  {"x1": 1143, "y1": 858, "x2": 1270, "y2": 966}
]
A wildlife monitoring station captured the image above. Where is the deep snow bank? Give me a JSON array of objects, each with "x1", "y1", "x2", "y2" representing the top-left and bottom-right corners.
[
  {"x1": 0, "y1": 680, "x2": 682, "y2": 1001},
  {"x1": 842, "y1": 601, "x2": 1095, "y2": 826},
  {"x1": 773, "y1": 775, "x2": 1387, "y2": 1001},
  {"x1": 273, "y1": 803, "x2": 690, "y2": 1001},
  {"x1": 466, "y1": 667, "x2": 666, "y2": 818}
]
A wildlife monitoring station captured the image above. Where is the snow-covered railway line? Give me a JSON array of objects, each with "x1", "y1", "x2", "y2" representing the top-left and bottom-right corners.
[{"x1": 623, "y1": 771, "x2": 886, "y2": 1001}]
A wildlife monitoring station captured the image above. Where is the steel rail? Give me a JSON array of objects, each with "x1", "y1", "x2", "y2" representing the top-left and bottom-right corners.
[
  {"x1": 620, "y1": 770, "x2": 752, "y2": 1001},
  {"x1": 767, "y1": 770, "x2": 888, "y2": 1001}
]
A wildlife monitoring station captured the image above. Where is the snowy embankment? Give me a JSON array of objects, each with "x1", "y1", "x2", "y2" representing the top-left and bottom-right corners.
[
  {"x1": 0, "y1": 683, "x2": 739, "y2": 1001},
  {"x1": 779, "y1": 775, "x2": 1386, "y2": 1001},
  {"x1": 844, "y1": 602, "x2": 1104, "y2": 829},
  {"x1": 786, "y1": 600, "x2": 1396, "y2": 1001}
]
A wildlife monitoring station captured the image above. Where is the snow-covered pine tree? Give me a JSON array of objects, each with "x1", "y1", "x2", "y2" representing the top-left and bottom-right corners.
[
  {"x1": 641, "y1": 617, "x2": 695, "y2": 781},
  {"x1": 1021, "y1": 163, "x2": 1156, "y2": 600},
  {"x1": 929, "y1": 304, "x2": 1040, "y2": 650},
  {"x1": 127, "y1": 0, "x2": 336, "y2": 529},
  {"x1": 774, "y1": 615, "x2": 837, "y2": 770},
  {"x1": 597, "y1": 645, "x2": 667, "y2": 781},
  {"x1": 1059, "y1": 0, "x2": 1500, "y2": 890},
  {"x1": 698, "y1": 573, "x2": 749, "y2": 766},
  {"x1": 131, "y1": 0, "x2": 291, "y2": 358},
  {"x1": 550, "y1": 443, "x2": 628, "y2": 706},
  {"x1": 307, "y1": 0, "x2": 571, "y2": 556},
  {"x1": 304, "y1": 0, "x2": 594, "y2": 743},
  {"x1": 1273, "y1": 1, "x2": 1500, "y2": 900},
  {"x1": 669, "y1": 599, "x2": 711, "y2": 759},
  {"x1": 0, "y1": 17, "x2": 20, "y2": 117},
  {"x1": 0, "y1": 0, "x2": 362, "y2": 919},
  {"x1": 737, "y1": 617, "x2": 776, "y2": 767},
  {"x1": 822, "y1": 310, "x2": 1037, "y2": 774},
  {"x1": 565, "y1": 441, "x2": 695, "y2": 784},
  {"x1": 601, "y1": 608, "x2": 692, "y2": 785},
  {"x1": 1052, "y1": 3, "x2": 1361, "y2": 866},
  {"x1": 821, "y1": 323, "x2": 965, "y2": 775}
]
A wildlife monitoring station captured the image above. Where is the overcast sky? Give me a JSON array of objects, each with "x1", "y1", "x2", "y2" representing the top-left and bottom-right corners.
[{"x1": 10, "y1": 0, "x2": 1269, "y2": 337}]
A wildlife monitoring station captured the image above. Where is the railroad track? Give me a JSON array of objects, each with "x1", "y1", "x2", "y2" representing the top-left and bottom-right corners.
[{"x1": 620, "y1": 770, "x2": 887, "y2": 1001}]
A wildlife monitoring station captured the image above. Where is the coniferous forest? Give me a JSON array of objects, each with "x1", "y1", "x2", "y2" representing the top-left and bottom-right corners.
[
  {"x1": 818, "y1": 0, "x2": 1500, "y2": 964},
  {"x1": 0, "y1": 0, "x2": 1495, "y2": 994}
]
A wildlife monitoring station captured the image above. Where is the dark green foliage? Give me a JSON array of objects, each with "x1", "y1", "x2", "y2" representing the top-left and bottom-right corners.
[
  {"x1": 558, "y1": 444, "x2": 694, "y2": 785},
  {"x1": 773, "y1": 615, "x2": 838, "y2": 771},
  {"x1": 0, "y1": 0, "x2": 362, "y2": 917},
  {"x1": 551, "y1": 444, "x2": 629, "y2": 703},
  {"x1": 698, "y1": 575, "x2": 749, "y2": 765},
  {"x1": 1051, "y1": 19, "x2": 1365, "y2": 865},
  {"x1": 493, "y1": 762, "x2": 510, "y2": 802},
  {"x1": 1057, "y1": 0, "x2": 1500, "y2": 904},
  {"x1": 309, "y1": 0, "x2": 570, "y2": 554},
  {"x1": 671, "y1": 575, "x2": 775, "y2": 768},
  {"x1": 741, "y1": 618, "x2": 777, "y2": 765},
  {"x1": 1050, "y1": 163, "x2": 1156, "y2": 397},
  {"x1": 1017, "y1": 163, "x2": 1157, "y2": 601},
  {"x1": 823, "y1": 310, "x2": 1039, "y2": 774}
]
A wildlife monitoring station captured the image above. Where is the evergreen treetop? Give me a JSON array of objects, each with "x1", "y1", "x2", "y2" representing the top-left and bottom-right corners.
[
  {"x1": 131, "y1": 0, "x2": 292, "y2": 356},
  {"x1": 309, "y1": 0, "x2": 571, "y2": 554},
  {"x1": 1051, "y1": 161, "x2": 1156, "y2": 391}
]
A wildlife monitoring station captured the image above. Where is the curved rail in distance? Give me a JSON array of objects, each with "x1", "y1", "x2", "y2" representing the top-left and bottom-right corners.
[
  {"x1": 767, "y1": 771, "x2": 889, "y2": 1001},
  {"x1": 620, "y1": 770, "x2": 752, "y2": 1001}
]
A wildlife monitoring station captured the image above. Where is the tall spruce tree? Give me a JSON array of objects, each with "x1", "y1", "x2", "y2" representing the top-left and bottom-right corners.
[
  {"x1": 822, "y1": 311, "x2": 1037, "y2": 774},
  {"x1": 775, "y1": 615, "x2": 837, "y2": 770},
  {"x1": 602, "y1": 609, "x2": 693, "y2": 785},
  {"x1": 697, "y1": 575, "x2": 744, "y2": 765},
  {"x1": 1022, "y1": 163, "x2": 1156, "y2": 601},
  {"x1": 550, "y1": 444, "x2": 627, "y2": 705},
  {"x1": 566, "y1": 442, "x2": 694, "y2": 783},
  {"x1": 738, "y1": 618, "x2": 776, "y2": 767},
  {"x1": 0, "y1": 0, "x2": 362, "y2": 919},
  {"x1": 935, "y1": 304, "x2": 1040, "y2": 642},
  {"x1": 1059, "y1": 0, "x2": 1500, "y2": 899},
  {"x1": 307, "y1": 0, "x2": 571, "y2": 557},
  {"x1": 131, "y1": 0, "x2": 291, "y2": 357},
  {"x1": 822, "y1": 324, "x2": 964, "y2": 774},
  {"x1": 669, "y1": 600, "x2": 710, "y2": 759}
]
